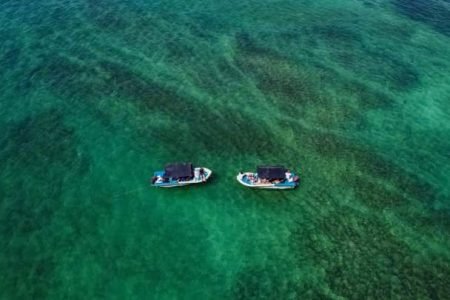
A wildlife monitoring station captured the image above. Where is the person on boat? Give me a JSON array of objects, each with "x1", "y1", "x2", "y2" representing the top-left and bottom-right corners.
[
  {"x1": 248, "y1": 173, "x2": 257, "y2": 184},
  {"x1": 285, "y1": 170, "x2": 292, "y2": 182},
  {"x1": 199, "y1": 168, "x2": 205, "y2": 182}
]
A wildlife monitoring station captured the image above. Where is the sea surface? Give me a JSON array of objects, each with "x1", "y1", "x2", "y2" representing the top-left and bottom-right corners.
[{"x1": 0, "y1": 0, "x2": 449, "y2": 299}]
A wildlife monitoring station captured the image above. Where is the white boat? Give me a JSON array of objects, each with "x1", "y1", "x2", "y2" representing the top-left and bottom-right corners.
[
  {"x1": 236, "y1": 166, "x2": 299, "y2": 189},
  {"x1": 151, "y1": 163, "x2": 212, "y2": 188}
]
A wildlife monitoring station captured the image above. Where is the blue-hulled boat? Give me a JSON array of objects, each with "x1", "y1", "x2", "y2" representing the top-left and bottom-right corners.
[
  {"x1": 236, "y1": 166, "x2": 299, "y2": 189},
  {"x1": 151, "y1": 162, "x2": 212, "y2": 188}
]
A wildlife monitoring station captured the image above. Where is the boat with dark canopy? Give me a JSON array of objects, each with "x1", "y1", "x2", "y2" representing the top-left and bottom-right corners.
[
  {"x1": 236, "y1": 165, "x2": 299, "y2": 189},
  {"x1": 151, "y1": 163, "x2": 212, "y2": 187}
]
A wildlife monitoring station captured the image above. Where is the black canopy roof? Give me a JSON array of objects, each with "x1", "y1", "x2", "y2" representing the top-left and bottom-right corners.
[
  {"x1": 165, "y1": 163, "x2": 193, "y2": 179},
  {"x1": 257, "y1": 166, "x2": 286, "y2": 180}
]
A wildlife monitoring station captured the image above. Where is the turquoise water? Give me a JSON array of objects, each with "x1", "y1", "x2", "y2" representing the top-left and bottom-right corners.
[{"x1": 0, "y1": 0, "x2": 449, "y2": 298}]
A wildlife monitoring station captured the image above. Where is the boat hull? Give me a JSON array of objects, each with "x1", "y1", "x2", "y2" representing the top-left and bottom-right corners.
[
  {"x1": 236, "y1": 172, "x2": 298, "y2": 189},
  {"x1": 152, "y1": 167, "x2": 212, "y2": 188}
]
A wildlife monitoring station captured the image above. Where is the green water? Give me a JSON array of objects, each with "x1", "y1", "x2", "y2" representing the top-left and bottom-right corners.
[{"x1": 1, "y1": 0, "x2": 449, "y2": 298}]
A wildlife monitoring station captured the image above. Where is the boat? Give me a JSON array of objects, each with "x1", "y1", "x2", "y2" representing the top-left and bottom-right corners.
[
  {"x1": 236, "y1": 165, "x2": 299, "y2": 189},
  {"x1": 151, "y1": 162, "x2": 212, "y2": 187}
]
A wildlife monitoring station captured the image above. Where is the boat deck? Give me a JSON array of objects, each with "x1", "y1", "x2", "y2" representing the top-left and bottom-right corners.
[
  {"x1": 152, "y1": 167, "x2": 212, "y2": 187},
  {"x1": 237, "y1": 172, "x2": 298, "y2": 189}
]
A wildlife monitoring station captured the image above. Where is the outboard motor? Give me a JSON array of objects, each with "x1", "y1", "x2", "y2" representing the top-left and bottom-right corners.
[
  {"x1": 151, "y1": 176, "x2": 158, "y2": 184},
  {"x1": 293, "y1": 176, "x2": 300, "y2": 183}
]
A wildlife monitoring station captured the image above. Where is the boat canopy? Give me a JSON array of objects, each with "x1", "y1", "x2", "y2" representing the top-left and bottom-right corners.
[
  {"x1": 164, "y1": 163, "x2": 193, "y2": 179},
  {"x1": 257, "y1": 166, "x2": 286, "y2": 179}
]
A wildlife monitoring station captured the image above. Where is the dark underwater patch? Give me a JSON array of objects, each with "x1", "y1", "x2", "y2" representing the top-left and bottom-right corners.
[
  {"x1": 188, "y1": 13, "x2": 225, "y2": 38},
  {"x1": 1, "y1": 44, "x2": 21, "y2": 71},
  {"x1": 393, "y1": 0, "x2": 450, "y2": 36},
  {"x1": 163, "y1": 38, "x2": 197, "y2": 62},
  {"x1": 312, "y1": 23, "x2": 362, "y2": 46},
  {"x1": 228, "y1": 124, "x2": 450, "y2": 299},
  {"x1": 232, "y1": 29, "x2": 398, "y2": 129},
  {"x1": 288, "y1": 205, "x2": 450, "y2": 299},
  {"x1": 298, "y1": 127, "x2": 450, "y2": 245},
  {"x1": 0, "y1": 110, "x2": 86, "y2": 171},
  {"x1": 97, "y1": 60, "x2": 164, "y2": 100},
  {"x1": 0, "y1": 29, "x2": 24, "y2": 80},
  {"x1": 235, "y1": 32, "x2": 265, "y2": 55},
  {"x1": 22, "y1": 54, "x2": 283, "y2": 160},
  {"x1": 84, "y1": 0, "x2": 136, "y2": 31},
  {"x1": 234, "y1": 33, "x2": 319, "y2": 107},
  {"x1": 135, "y1": 95, "x2": 287, "y2": 160},
  {"x1": 0, "y1": 110, "x2": 90, "y2": 299},
  {"x1": 302, "y1": 129, "x2": 440, "y2": 205},
  {"x1": 235, "y1": 32, "x2": 286, "y2": 59},
  {"x1": 0, "y1": 110, "x2": 89, "y2": 233},
  {"x1": 335, "y1": 45, "x2": 420, "y2": 91},
  {"x1": 299, "y1": 21, "x2": 421, "y2": 92},
  {"x1": 20, "y1": 54, "x2": 165, "y2": 100},
  {"x1": 311, "y1": 59, "x2": 396, "y2": 112},
  {"x1": 231, "y1": 265, "x2": 328, "y2": 299},
  {"x1": 21, "y1": 54, "x2": 101, "y2": 98},
  {"x1": 341, "y1": 79, "x2": 394, "y2": 110},
  {"x1": 87, "y1": 59, "x2": 293, "y2": 159}
]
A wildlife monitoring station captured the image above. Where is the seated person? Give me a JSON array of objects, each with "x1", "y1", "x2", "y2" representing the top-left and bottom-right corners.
[{"x1": 285, "y1": 170, "x2": 292, "y2": 181}]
